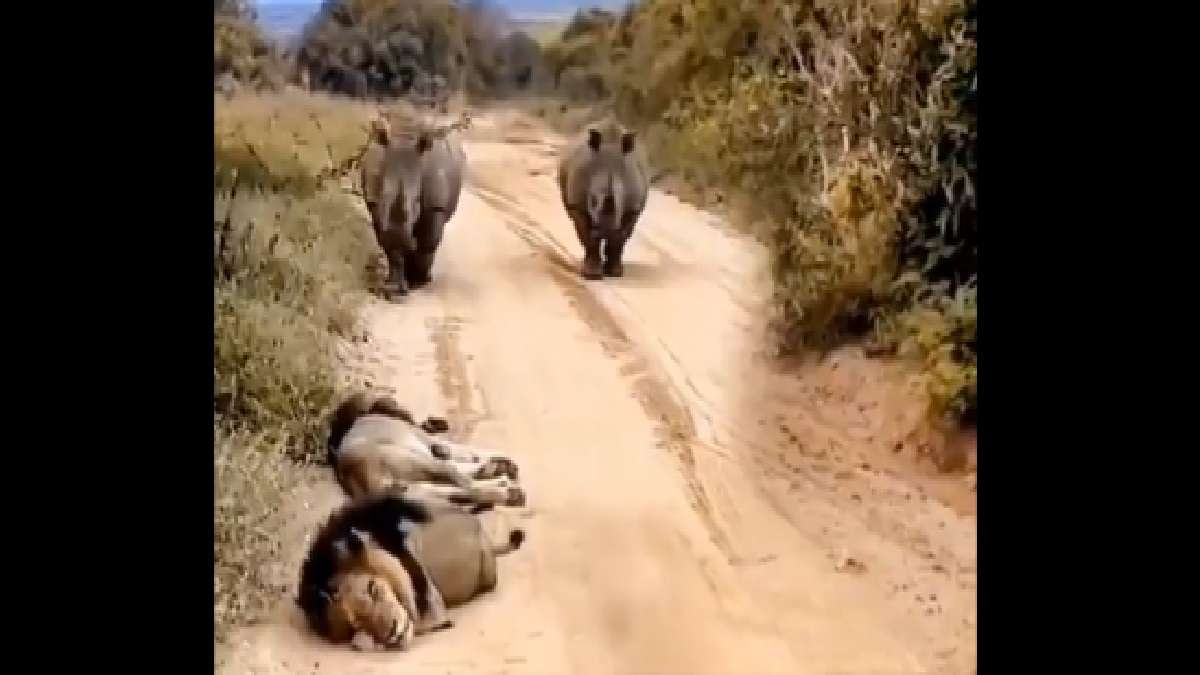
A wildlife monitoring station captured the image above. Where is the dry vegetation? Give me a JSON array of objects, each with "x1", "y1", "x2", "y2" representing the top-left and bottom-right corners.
[
  {"x1": 213, "y1": 90, "x2": 379, "y2": 644},
  {"x1": 542, "y1": 0, "x2": 977, "y2": 426}
]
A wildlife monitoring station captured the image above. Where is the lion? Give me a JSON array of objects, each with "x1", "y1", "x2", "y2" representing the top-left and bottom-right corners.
[
  {"x1": 298, "y1": 491, "x2": 526, "y2": 649},
  {"x1": 327, "y1": 392, "x2": 524, "y2": 511},
  {"x1": 325, "y1": 569, "x2": 416, "y2": 651},
  {"x1": 557, "y1": 117, "x2": 650, "y2": 280}
]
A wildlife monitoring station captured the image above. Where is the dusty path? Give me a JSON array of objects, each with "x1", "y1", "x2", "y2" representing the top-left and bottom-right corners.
[{"x1": 222, "y1": 111, "x2": 976, "y2": 675}]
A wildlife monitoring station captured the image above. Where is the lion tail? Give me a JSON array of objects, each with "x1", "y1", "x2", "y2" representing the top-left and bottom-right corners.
[{"x1": 492, "y1": 528, "x2": 525, "y2": 556}]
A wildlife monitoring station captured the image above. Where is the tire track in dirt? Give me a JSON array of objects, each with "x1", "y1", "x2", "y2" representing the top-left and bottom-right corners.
[
  {"x1": 469, "y1": 181, "x2": 739, "y2": 563},
  {"x1": 426, "y1": 315, "x2": 489, "y2": 440}
]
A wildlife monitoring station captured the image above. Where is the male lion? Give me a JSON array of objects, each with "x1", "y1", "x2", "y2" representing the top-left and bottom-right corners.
[
  {"x1": 325, "y1": 569, "x2": 416, "y2": 651},
  {"x1": 298, "y1": 491, "x2": 526, "y2": 649},
  {"x1": 327, "y1": 392, "x2": 524, "y2": 511}
]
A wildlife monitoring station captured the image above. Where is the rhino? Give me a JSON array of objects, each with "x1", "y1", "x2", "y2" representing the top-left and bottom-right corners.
[
  {"x1": 557, "y1": 119, "x2": 649, "y2": 279},
  {"x1": 360, "y1": 115, "x2": 466, "y2": 297}
]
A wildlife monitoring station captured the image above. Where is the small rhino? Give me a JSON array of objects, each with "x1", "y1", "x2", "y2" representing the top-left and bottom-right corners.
[
  {"x1": 557, "y1": 119, "x2": 649, "y2": 279},
  {"x1": 360, "y1": 115, "x2": 466, "y2": 297}
]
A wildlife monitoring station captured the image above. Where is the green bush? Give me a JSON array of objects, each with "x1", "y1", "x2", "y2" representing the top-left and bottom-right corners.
[
  {"x1": 294, "y1": 0, "x2": 550, "y2": 100},
  {"x1": 547, "y1": 0, "x2": 977, "y2": 424},
  {"x1": 214, "y1": 2, "x2": 287, "y2": 91}
]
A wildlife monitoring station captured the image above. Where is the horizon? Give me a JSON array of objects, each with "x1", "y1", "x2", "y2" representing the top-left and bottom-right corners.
[
  {"x1": 251, "y1": 0, "x2": 631, "y2": 41},
  {"x1": 252, "y1": 0, "x2": 630, "y2": 18}
]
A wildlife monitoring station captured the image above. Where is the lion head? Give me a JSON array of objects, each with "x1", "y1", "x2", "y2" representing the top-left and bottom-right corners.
[{"x1": 325, "y1": 570, "x2": 415, "y2": 651}]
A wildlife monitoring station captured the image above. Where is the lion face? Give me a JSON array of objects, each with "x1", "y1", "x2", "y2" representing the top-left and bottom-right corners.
[{"x1": 327, "y1": 571, "x2": 415, "y2": 651}]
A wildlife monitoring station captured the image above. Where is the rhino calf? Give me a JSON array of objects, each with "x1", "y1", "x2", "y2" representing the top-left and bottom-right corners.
[
  {"x1": 557, "y1": 119, "x2": 649, "y2": 280},
  {"x1": 360, "y1": 115, "x2": 466, "y2": 297}
]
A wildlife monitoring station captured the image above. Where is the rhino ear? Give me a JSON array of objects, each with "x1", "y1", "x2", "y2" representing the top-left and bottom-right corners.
[
  {"x1": 620, "y1": 131, "x2": 636, "y2": 154},
  {"x1": 587, "y1": 128, "x2": 602, "y2": 151},
  {"x1": 415, "y1": 133, "x2": 432, "y2": 154}
]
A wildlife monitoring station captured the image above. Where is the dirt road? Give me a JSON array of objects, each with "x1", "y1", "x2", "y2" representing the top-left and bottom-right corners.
[{"x1": 222, "y1": 111, "x2": 977, "y2": 675}]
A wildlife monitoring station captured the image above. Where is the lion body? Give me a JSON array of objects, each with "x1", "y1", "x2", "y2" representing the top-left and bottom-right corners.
[
  {"x1": 327, "y1": 393, "x2": 524, "y2": 510},
  {"x1": 298, "y1": 492, "x2": 525, "y2": 649}
]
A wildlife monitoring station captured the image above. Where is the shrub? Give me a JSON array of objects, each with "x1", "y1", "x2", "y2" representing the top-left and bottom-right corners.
[
  {"x1": 214, "y1": 90, "x2": 377, "y2": 194},
  {"x1": 547, "y1": 0, "x2": 977, "y2": 423},
  {"x1": 213, "y1": 425, "x2": 296, "y2": 644},
  {"x1": 293, "y1": 0, "x2": 550, "y2": 101},
  {"x1": 213, "y1": 92, "x2": 377, "y2": 643},
  {"x1": 214, "y1": 2, "x2": 287, "y2": 92}
]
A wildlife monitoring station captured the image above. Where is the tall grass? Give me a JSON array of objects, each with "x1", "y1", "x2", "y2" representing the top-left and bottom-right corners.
[{"x1": 213, "y1": 91, "x2": 378, "y2": 644}]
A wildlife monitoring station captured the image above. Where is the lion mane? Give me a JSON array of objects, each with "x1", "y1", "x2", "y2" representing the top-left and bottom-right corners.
[{"x1": 297, "y1": 493, "x2": 435, "y2": 639}]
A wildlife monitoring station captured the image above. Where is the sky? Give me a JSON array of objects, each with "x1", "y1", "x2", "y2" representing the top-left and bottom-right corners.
[
  {"x1": 252, "y1": 0, "x2": 630, "y2": 35},
  {"x1": 253, "y1": 0, "x2": 628, "y2": 14}
]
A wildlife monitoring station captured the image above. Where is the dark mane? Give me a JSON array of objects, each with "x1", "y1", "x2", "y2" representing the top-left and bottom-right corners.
[
  {"x1": 326, "y1": 392, "x2": 416, "y2": 462},
  {"x1": 296, "y1": 493, "x2": 435, "y2": 637}
]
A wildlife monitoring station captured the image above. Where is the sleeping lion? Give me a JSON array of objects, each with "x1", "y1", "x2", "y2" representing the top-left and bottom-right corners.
[
  {"x1": 298, "y1": 491, "x2": 525, "y2": 650},
  {"x1": 326, "y1": 392, "x2": 526, "y2": 511}
]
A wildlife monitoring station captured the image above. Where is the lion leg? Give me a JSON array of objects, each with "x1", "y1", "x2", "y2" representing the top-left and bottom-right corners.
[
  {"x1": 401, "y1": 531, "x2": 454, "y2": 634},
  {"x1": 413, "y1": 571, "x2": 453, "y2": 635},
  {"x1": 411, "y1": 455, "x2": 477, "y2": 491},
  {"x1": 407, "y1": 481, "x2": 526, "y2": 509},
  {"x1": 430, "y1": 440, "x2": 520, "y2": 480}
]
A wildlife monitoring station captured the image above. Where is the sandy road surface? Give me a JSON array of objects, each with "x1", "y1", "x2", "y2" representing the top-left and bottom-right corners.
[{"x1": 222, "y1": 111, "x2": 977, "y2": 675}]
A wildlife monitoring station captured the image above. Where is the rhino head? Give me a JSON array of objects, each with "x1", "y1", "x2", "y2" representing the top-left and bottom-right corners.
[{"x1": 584, "y1": 127, "x2": 637, "y2": 235}]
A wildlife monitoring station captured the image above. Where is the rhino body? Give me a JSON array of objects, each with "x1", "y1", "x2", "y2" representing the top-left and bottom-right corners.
[
  {"x1": 557, "y1": 119, "x2": 649, "y2": 279},
  {"x1": 361, "y1": 117, "x2": 466, "y2": 296}
]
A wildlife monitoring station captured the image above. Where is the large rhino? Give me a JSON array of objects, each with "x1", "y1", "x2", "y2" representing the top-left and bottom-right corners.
[
  {"x1": 557, "y1": 118, "x2": 649, "y2": 279},
  {"x1": 360, "y1": 115, "x2": 466, "y2": 296}
]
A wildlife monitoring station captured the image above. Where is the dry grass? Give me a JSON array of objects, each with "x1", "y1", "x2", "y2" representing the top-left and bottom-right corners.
[
  {"x1": 213, "y1": 426, "x2": 297, "y2": 642},
  {"x1": 213, "y1": 91, "x2": 378, "y2": 644},
  {"x1": 214, "y1": 90, "x2": 378, "y2": 195}
]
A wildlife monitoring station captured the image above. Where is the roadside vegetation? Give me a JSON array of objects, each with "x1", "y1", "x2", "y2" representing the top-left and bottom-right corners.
[
  {"x1": 213, "y1": 86, "x2": 378, "y2": 644},
  {"x1": 539, "y1": 0, "x2": 978, "y2": 426}
]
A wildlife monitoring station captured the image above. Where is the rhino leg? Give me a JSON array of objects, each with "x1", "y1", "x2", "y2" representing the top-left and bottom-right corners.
[
  {"x1": 406, "y1": 210, "x2": 447, "y2": 288},
  {"x1": 567, "y1": 210, "x2": 603, "y2": 280},
  {"x1": 371, "y1": 212, "x2": 410, "y2": 297},
  {"x1": 602, "y1": 235, "x2": 627, "y2": 277},
  {"x1": 603, "y1": 212, "x2": 640, "y2": 277}
]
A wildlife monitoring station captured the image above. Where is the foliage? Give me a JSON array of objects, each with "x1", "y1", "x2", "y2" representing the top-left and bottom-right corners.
[
  {"x1": 214, "y1": 2, "x2": 287, "y2": 92},
  {"x1": 213, "y1": 92, "x2": 378, "y2": 642},
  {"x1": 547, "y1": 0, "x2": 977, "y2": 423},
  {"x1": 293, "y1": 0, "x2": 550, "y2": 100}
]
